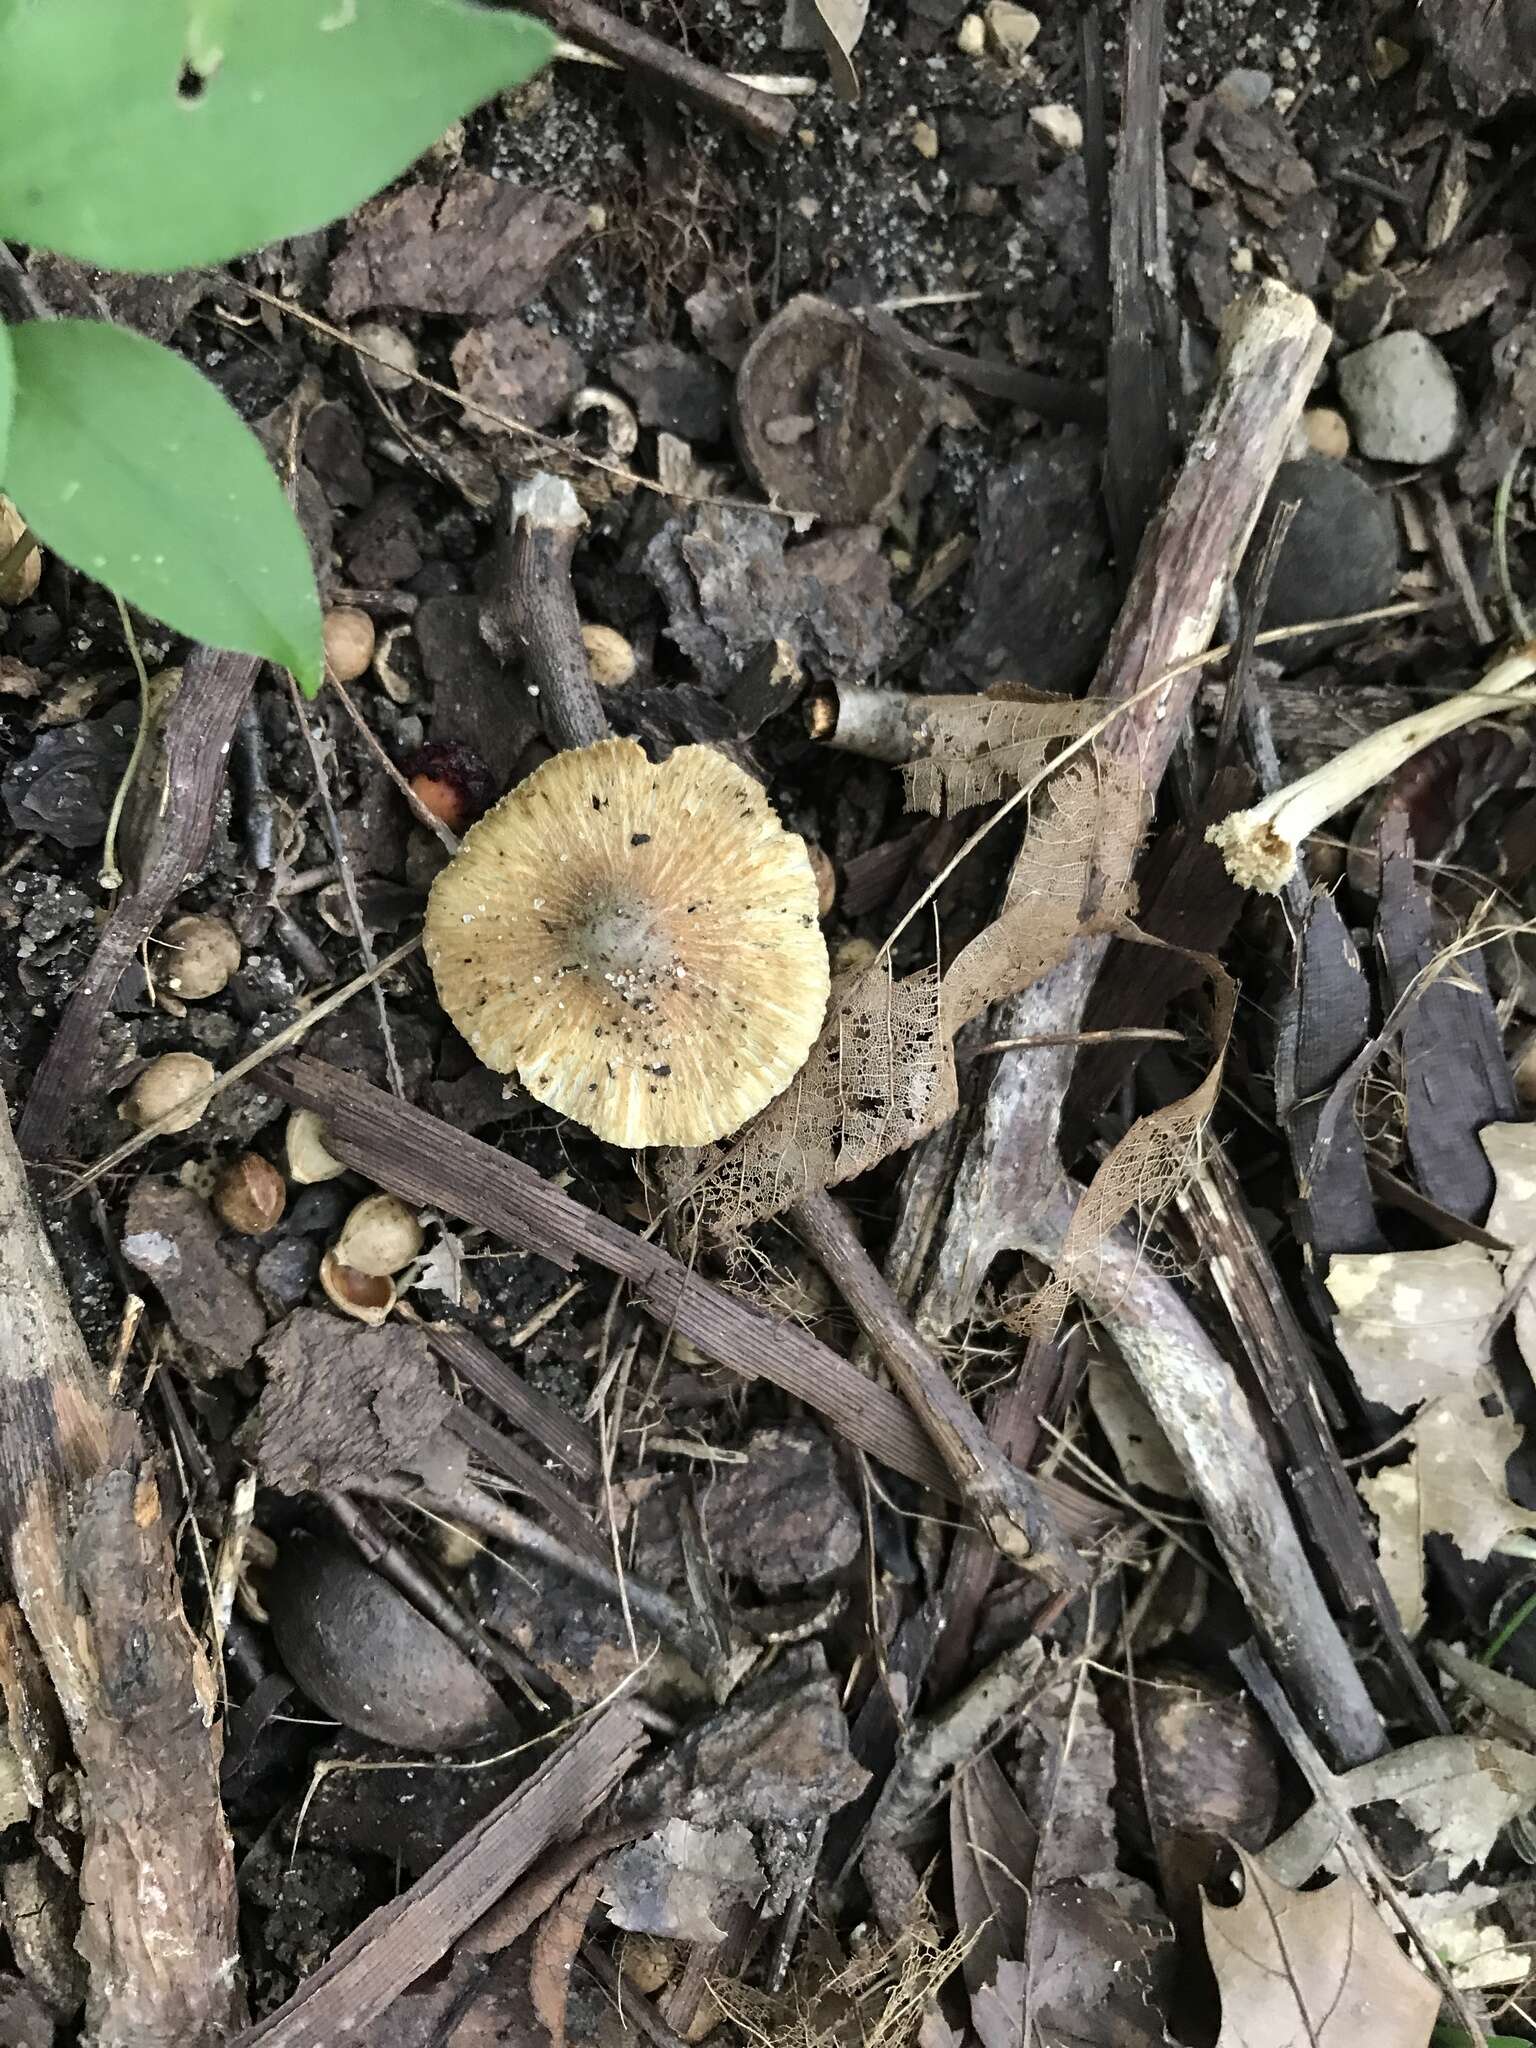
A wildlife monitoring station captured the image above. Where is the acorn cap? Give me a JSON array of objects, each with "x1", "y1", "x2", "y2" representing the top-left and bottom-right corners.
[{"x1": 424, "y1": 738, "x2": 830, "y2": 1148}]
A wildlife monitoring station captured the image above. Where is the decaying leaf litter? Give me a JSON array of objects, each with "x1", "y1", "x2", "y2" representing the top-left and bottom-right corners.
[{"x1": 15, "y1": 1, "x2": 1536, "y2": 2044}]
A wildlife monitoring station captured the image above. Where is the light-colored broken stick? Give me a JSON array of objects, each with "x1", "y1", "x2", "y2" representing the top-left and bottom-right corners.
[
  {"x1": 1023, "y1": 1180, "x2": 1384, "y2": 1769},
  {"x1": 915, "y1": 278, "x2": 1330, "y2": 1335},
  {"x1": 0, "y1": 1087, "x2": 244, "y2": 2045}
]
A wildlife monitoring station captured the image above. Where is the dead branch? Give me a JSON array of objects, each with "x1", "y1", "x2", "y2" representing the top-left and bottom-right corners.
[
  {"x1": 360, "y1": 1473, "x2": 733, "y2": 1687},
  {"x1": 1104, "y1": 0, "x2": 1179, "y2": 563},
  {"x1": 0, "y1": 1085, "x2": 244, "y2": 2044},
  {"x1": 265, "y1": 1054, "x2": 1109, "y2": 1543},
  {"x1": 1023, "y1": 1177, "x2": 1385, "y2": 1771},
  {"x1": 520, "y1": 0, "x2": 796, "y2": 146},
  {"x1": 791, "y1": 1189, "x2": 1085, "y2": 1588},
  {"x1": 1175, "y1": 1144, "x2": 1452, "y2": 1735},
  {"x1": 915, "y1": 278, "x2": 1330, "y2": 1339},
  {"x1": 18, "y1": 647, "x2": 261, "y2": 1159},
  {"x1": 230, "y1": 1704, "x2": 646, "y2": 2046},
  {"x1": 862, "y1": 1635, "x2": 1046, "y2": 1851}
]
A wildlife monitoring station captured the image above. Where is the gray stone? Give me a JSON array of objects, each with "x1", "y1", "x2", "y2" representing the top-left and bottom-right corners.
[
  {"x1": 1338, "y1": 330, "x2": 1464, "y2": 465},
  {"x1": 1262, "y1": 457, "x2": 1400, "y2": 669}
]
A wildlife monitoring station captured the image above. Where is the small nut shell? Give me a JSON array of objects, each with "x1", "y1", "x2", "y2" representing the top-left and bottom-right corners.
[
  {"x1": 620, "y1": 1935, "x2": 675, "y2": 1997},
  {"x1": 120, "y1": 1053, "x2": 215, "y2": 1134},
  {"x1": 806, "y1": 844, "x2": 836, "y2": 920},
  {"x1": 323, "y1": 606, "x2": 377, "y2": 684},
  {"x1": 320, "y1": 1251, "x2": 395, "y2": 1325},
  {"x1": 581, "y1": 623, "x2": 637, "y2": 689},
  {"x1": 159, "y1": 913, "x2": 241, "y2": 1000},
  {"x1": 214, "y1": 1153, "x2": 286, "y2": 1235},
  {"x1": 0, "y1": 497, "x2": 41, "y2": 607},
  {"x1": 335, "y1": 1193, "x2": 423, "y2": 1277},
  {"x1": 285, "y1": 1109, "x2": 346, "y2": 1185},
  {"x1": 350, "y1": 321, "x2": 418, "y2": 394}
]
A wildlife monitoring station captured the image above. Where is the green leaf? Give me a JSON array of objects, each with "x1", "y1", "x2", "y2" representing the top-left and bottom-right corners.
[
  {"x1": 0, "y1": 325, "x2": 14, "y2": 481},
  {"x1": 4, "y1": 320, "x2": 322, "y2": 690},
  {"x1": 0, "y1": 0, "x2": 553, "y2": 271}
]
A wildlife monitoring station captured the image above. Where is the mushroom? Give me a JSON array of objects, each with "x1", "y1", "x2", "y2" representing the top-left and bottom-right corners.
[{"x1": 423, "y1": 737, "x2": 830, "y2": 1148}]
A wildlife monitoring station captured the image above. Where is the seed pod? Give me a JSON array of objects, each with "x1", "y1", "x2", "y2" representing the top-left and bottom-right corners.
[
  {"x1": 213, "y1": 1154, "x2": 286, "y2": 1235},
  {"x1": 403, "y1": 740, "x2": 497, "y2": 835},
  {"x1": 806, "y1": 844, "x2": 836, "y2": 920},
  {"x1": 159, "y1": 913, "x2": 241, "y2": 1000},
  {"x1": 285, "y1": 1109, "x2": 346, "y2": 1185},
  {"x1": 350, "y1": 321, "x2": 418, "y2": 394},
  {"x1": 323, "y1": 606, "x2": 376, "y2": 684},
  {"x1": 320, "y1": 1251, "x2": 395, "y2": 1326},
  {"x1": 580, "y1": 623, "x2": 637, "y2": 689},
  {"x1": 120, "y1": 1053, "x2": 215, "y2": 1134},
  {"x1": 334, "y1": 1193, "x2": 423, "y2": 1277}
]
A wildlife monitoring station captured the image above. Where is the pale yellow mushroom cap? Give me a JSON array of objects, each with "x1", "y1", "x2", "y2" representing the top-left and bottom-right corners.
[{"x1": 423, "y1": 738, "x2": 831, "y2": 1148}]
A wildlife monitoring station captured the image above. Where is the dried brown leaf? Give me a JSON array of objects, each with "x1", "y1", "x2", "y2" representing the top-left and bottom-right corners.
[
  {"x1": 602, "y1": 1819, "x2": 764, "y2": 1945},
  {"x1": 1326, "y1": 1242, "x2": 1505, "y2": 1409},
  {"x1": 951, "y1": 1754, "x2": 1034, "y2": 2043},
  {"x1": 1204, "y1": 1852, "x2": 1437, "y2": 2048},
  {"x1": 1086, "y1": 1353, "x2": 1191, "y2": 1499},
  {"x1": 529, "y1": 1864, "x2": 604, "y2": 2048}
]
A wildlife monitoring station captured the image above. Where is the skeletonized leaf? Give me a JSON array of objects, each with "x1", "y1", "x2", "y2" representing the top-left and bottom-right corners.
[
  {"x1": 3, "y1": 321, "x2": 322, "y2": 692},
  {"x1": 0, "y1": 0, "x2": 553, "y2": 271},
  {"x1": 1204, "y1": 1852, "x2": 1437, "y2": 2048}
]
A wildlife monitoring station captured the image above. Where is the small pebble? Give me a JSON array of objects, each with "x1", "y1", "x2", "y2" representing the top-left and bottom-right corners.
[
  {"x1": 957, "y1": 11, "x2": 985, "y2": 55},
  {"x1": 1370, "y1": 35, "x2": 1411, "y2": 79},
  {"x1": 911, "y1": 118, "x2": 939, "y2": 160},
  {"x1": 986, "y1": 0, "x2": 1040, "y2": 54},
  {"x1": 1360, "y1": 216, "x2": 1397, "y2": 271},
  {"x1": 1337, "y1": 330, "x2": 1464, "y2": 466},
  {"x1": 1030, "y1": 103, "x2": 1083, "y2": 152}
]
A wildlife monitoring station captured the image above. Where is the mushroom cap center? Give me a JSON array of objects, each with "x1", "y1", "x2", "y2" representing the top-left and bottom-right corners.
[{"x1": 573, "y1": 893, "x2": 676, "y2": 1003}]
